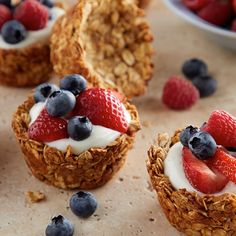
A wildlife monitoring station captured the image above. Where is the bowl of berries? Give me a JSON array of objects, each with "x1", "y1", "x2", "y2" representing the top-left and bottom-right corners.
[{"x1": 164, "y1": 0, "x2": 236, "y2": 50}]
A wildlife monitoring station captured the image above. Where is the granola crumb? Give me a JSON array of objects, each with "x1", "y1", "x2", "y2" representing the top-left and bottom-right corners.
[{"x1": 25, "y1": 191, "x2": 46, "y2": 203}]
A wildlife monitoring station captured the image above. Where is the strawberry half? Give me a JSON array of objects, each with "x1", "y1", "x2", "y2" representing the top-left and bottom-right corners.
[
  {"x1": 182, "y1": 147, "x2": 228, "y2": 194},
  {"x1": 207, "y1": 148, "x2": 236, "y2": 184},
  {"x1": 202, "y1": 110, "x2": 236, "y2": 147},
  {"x1": 71, "y1": 88, "x2": 129, "y2": 133},
  {"x1": 28, "y1": 109, "x2": 68, "y2": 142}
]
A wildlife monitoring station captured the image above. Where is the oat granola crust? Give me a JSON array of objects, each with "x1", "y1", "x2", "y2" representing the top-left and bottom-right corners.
[
  {"x1": 12, "y1": 96, "x2": 140, "y2": 189},
  {"x1": 137, "y1": 0, "x2": 151, "y2": 8},
  {"x1": 50, "y1": 0, "x2": 153, "y2": 98},
  {"x1": 146, "y1": 131, "x2": 236, "y2": 236}
]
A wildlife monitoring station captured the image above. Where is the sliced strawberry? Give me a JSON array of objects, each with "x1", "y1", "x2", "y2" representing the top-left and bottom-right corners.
[
  {"x1": 108, "y1": 89, "x2": 126, "y2": 102},
  {"x1": 71, "y1": 88, "x2": 129, "y2": 133},
  {"x1": 207, "y1": 148, "x2": 236, "y2": 184},
  {"x1": 182, "y1": 147, "x2": 228, "y2": 194},
  {"x1": 182, "y1": 0, "x2": 210, "y2": 11},
  {"x1": 202, "y1": 110, "x2": 236, "y2": 147},
  {"x1": 28, "y1": 109, "x2": 68, "y2": 142}
]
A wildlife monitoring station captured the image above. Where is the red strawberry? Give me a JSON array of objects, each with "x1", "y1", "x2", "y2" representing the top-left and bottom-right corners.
[
  {"x1": 233, "y1": 0, "x2": 236, "y2": 13},
  {"x1": 28, "y1": 109, "x2": 68, "y2": 142},
  {"x1": 71, "y1": 88, "x2": 129, "y2": 133},
  {"x1": 0, "y1": 5, "x2": 12, "y2": 30},
  {"x1": 207, "y1": 148, "x2": 236, "y2": 184},
  {"x1": 108, "y1": 89, "x2": 126, "y2": 102},
  {"x1": 182, "y1": 0, "x2": 210, "y2": 11},
  {"x1": 202, "y1": 110, "x2": 236, "y2": 147},
  {"x1": 197, "y1": 0, "x2": 234, "y2": 26},
  {"x1": 182, "y1": 147, "x2": 228, "y2": 194},
  {"x1": 14, "y1": 0, "x2": 48, "y2": 31},
  {"x1": 162, "y1": 76, "x2": 199, "y2": 110},
  {"x1": 231, "y1": 19, "x2": 236, "y2": 32}
]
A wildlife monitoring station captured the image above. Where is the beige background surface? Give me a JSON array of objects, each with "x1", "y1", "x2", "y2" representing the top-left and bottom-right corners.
[{"x1": 1, "y1": 1, "x2": 236, "y2": 235}]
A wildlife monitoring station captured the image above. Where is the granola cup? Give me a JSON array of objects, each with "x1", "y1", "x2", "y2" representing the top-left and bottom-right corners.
[
  {"x1": 50, "y1": 0, "x2": 153, "y2": 98},
  {"x1": 146, "y1": 131, "x2": 236, "y2": 236},
  {"x1": 12, "y1": 96, "x2": 141, "y2": 189}
]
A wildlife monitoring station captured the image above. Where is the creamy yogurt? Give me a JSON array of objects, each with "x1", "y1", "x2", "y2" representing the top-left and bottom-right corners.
[
  {"x1": 0, "y1": 7, "x2": 65, "y2": 49},
  {"x1": 29, "y1": 102, "x2": 131, "y2": 155},
  {"x1": 164, "y1": 142, "x2": 236, "y2": 195}
]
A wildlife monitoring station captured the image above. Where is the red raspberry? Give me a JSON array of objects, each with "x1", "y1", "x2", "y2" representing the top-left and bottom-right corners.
[
  {"x1": 231, "y1": 19, "x2": 236, "y2": 32},
  {"x1": 162, "y1": 76, "x2": 199, "y2": 110},
  {"x1": 0, "y1": 5, "x2": 12, "y2": 30},
  {"x1": 197, "y1": 0, "x2": 234, "y2": 26},
  {"x1": 182, "y1": 0, "x2": 210, "y2": 11},
  {"x1": 14, "y1": 0, "x2": 48, "y2": 31}
]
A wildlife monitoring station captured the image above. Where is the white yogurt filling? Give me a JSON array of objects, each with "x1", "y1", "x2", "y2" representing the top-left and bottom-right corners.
[
  {"x1": 29, "y1": 102, "x2": 131, "y2": 155},
  {"x1": 164, "y1": 142, "x2": 236, "y2": 195},
  {"x1": 0, "y1": 7, "x2": 65, "y2": 49}
]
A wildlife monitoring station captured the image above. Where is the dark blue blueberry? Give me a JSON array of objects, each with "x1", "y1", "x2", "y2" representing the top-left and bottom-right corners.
[
  {"x1": 192, "y1": 75, "x2": 217, "y2": 98},
  {"x1": 39, "y1": 0, "x2": 54, "y2": 8},
  {"x1": 0, "y1": 0, "x2": 11, "y2": 8},
  {"x1": 180, "y1": 126, "x2": 199, "y2": 147},
  {"x1": 60, "y1": 74, "x2": 87, "y2": 96},
  {"x1": 188, "y1": 131, "x2": 217, "y2": 160},
  {"x1": 1, "y1": 20, "x2": 27, "y2": 44},
  {"x1": 70, "y1": 191, "x2": 97, "y2": 218},
  {"x1": 45, "y1": 215, "x2": 74, "y2": 236},
  {"x1": 45, "y1": 90, "x2": 76, "y2": 117},
  {"x1": 182, "y1": 58, "x2": 208, "y2": 79},
  {"x1": 34, "y1": 83, "x2": 59, "y2": 103},
  {"x1": 67, "y1": 116, "x2": 92, "y2": 141}
]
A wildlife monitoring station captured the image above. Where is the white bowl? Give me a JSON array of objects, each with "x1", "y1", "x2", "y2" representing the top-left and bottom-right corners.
[{"x1": 164, "y1": 0, "x2": 236, "y2": 50}]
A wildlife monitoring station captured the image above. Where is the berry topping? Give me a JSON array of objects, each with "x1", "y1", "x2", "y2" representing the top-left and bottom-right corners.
[
  {"x1": 182, "y1": 0, "x2": 210, "y2": 11},
  {"x1": 231, "y1": 19, "x2": 236, "y2": 32},
  {"x1": 34, "y1": 83, "x2": 59, "y2": 103},
  {"x1": 182, "y1": 58, "x2": 208, "y2": 79},
  {"x1": 70, "y1": 191, "x2": 97, "y2": 218},
  {"x1": 188, "y1": 131, "x2": 217, "y2": 160},
  {"x1": 39, "y1": 0, "x2": 54, "y2": 8},
  {"x1": 71, "y1": 88, "x2": 129, "y2": 133},
  {"x1": 28, "y1": 109, "x2": 68, "y2": 142},
  {"x1": 234, "y1": 0, "x2": 236, "y2": 13},
  {"x1": 0, "y1": 5, "x2": 12, "y2": 30},
  {"x1": 182, "y1": 147, "x2": 229, "y2": 194},
  {"x1": 0, "y1": 0, "x2": 11, "y2": 8},
  {"x1": 14, "y1": 0, "x2": 49, "y2": 31},
  {"x1": 162, "y1": 76, "x2": 199, "y2": 110},
  {"x1": 45, "y1": 215, "x2": 74, "y2": 236},
  {"x1": 67, "y1": 116, "x2": 93, "y2": 141},
  {"x1": 60, "y1": 74, "x2": 87, "y2": 96},
  {"x1": 197, "y1": 0, "x2": 234, "y2": 26},
  {"x1": 45, "y1": 90, "x2": 76, "y2": 117},
  {"x1": 1, "y1": 20, "x2": 27, "y2": 44},
  {"x1": 180, "y1": 126, "x2": 199, "y2": 147},
  {"x1": 192, "y1": 75, "x2": 217, "y2": 98},
  {"x1": 207, "y1": 148, "x2": 236, "y2": 184},
  {"x1": 202, "y1": 110, "x2": 236, "y2": 147}
]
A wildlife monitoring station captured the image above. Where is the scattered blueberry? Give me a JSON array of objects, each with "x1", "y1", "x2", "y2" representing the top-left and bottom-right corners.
[
  {"x1": 182, "y1": 58, "x2": 208, "y2": 79},
  {"x1": 1, "y1": 20, "x2": 27, "y2": 44},
  {"x1": 70, "y1": 191, "x2": 97, "y2": 218},
  {"x1": 60, "y1": 74, "x2": 87, "y2": 96},
  {"x1": 0, "y1": 0, "x2": 11, "y2": 8},
  {"x1": 34, "y1": 83, "x2": 59, "y2": 103},
  {"x1": 67, "y1": 116, "x2": 93, "y2": 141},
  {"x1": 45, "y1": 215, "x2": 74, "y2": 236},
  {"x1": 188, "y1": 131, "x2": 217, "y2": 160},
  {"x1": 192, "y1": 75, "x2": 217, "y2": 98},
  {"x1": 39, "y1": 0, "x2": 54, "y2": 8},
  {"x1": 45, "y1": 90, "x2": 76, "y2": 117},
  {"x1": 180, "y1": 126, "x2": 199, "y2": 147}
]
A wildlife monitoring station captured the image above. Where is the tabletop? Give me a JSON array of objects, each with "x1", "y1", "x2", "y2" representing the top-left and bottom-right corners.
[{"x1": 1, "y1": 0, "x2": 236, "y2": 235}]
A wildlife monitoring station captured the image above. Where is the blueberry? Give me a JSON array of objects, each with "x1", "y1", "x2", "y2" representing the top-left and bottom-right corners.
[
  {"x1": 45, "y1": 90, "x2": 76, "y2": 117},
  {"x1": 45, "y1": 215, "x2": 74, "y2": 236},
  {"x1": 182, "y1": 58, "x2": 208, "y2": 79},
  {"x1": 192, "y1": 75, "x2": 217, "y2": 98},
  {"x1": 188, "y1": 131, "x2": 217, "y2": 160},
  {"x1": 39, "y1": 0, "x2": 54, "y2": 8},
  {"x1": 68, "y1": 116, "x2": 93, "y2": 141},
  {"x1": 1, "y1": 20, "x2": 27, "y2": 44},
  {"x1": 180, "y1": 126, "x2": 199, "y2": 147},
  {"x1": 60, "y1": 74, "x2": 87, "y2": 96},
  {"x1": 70, "y1": 191, "x2": 97, "y2": 218},
  {"x1": 0, "y1": 0, "x2": 11, "y2": 7},
  {"x1": 34, "y1": 83, "x2": 59, "y2": 103}
]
